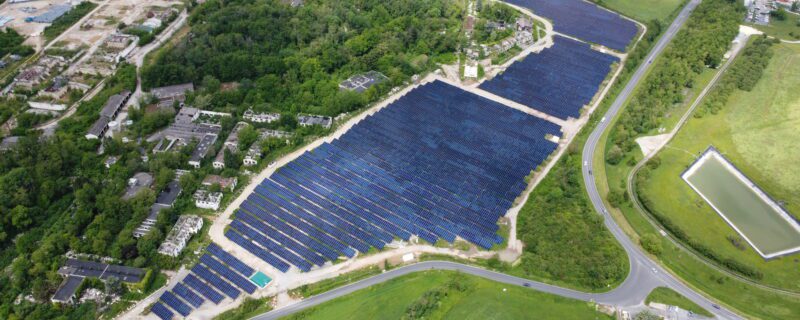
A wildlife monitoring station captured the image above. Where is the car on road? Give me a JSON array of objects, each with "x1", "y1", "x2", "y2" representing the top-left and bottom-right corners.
[
  {"x1": 712, "y1": 304, "x2": 721, "y2": 310},
  {"x1": 523, "y1": 283, "x2": 531, "y2": 287}
]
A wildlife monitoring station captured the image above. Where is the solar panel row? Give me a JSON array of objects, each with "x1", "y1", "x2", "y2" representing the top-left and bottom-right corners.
[
  {"x1": 480, "y1": 36, "x2": 618, "y2": 120},
  {"x1": 173, "y1": 283, "x2": 204, "y2": 308},
  {"x1": 229, "y1": 80, "x2": 561, "y2": 272},
  {"x1": 505, "y1": 0, "x2": 638, "y2": 52},
  {"x1": 151, "y1": 302, "x2": 174, "y2": 320},
  {"x1": 184, "y1": 274, "x2": 224, "y2": 304},
  {"x1": 226, "y1": 229, "x2": 291, "y2": 272},
  {"x1": 192, "y1": 264, "x2": 241, "y2": 299},
  {"x1": 161, "y1": 291, "x2": 191, "y2": 317},
  {"x1": 206, "y1": 243, "x2": 255, "y2": 276},
  {"x1": 200, "y1": 254, "x2": 257, "y2": 294}
]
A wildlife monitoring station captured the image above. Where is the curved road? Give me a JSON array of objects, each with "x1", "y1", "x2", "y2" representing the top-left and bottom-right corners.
[{"x1": 253, "y1": 1, "x2": 742, "y2": 319}]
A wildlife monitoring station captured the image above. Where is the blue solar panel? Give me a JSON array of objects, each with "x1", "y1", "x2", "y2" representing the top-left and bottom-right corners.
[
  {"x1": 505, "y1": 0, "x2": 638, "y2": 52},
  {"x1": 206, "y1": 243, "x2": 255, "y2": 276},
  {"x1": 227, "y1": 80, "x2": 561, "y2": 271},
  {"x1": 480, "y1": 36, "x2": 618, "y2": 120},
  {"x1": 161, "y1": 291, "x2": 191, "y2": 317},
  {"x1": 191, "y1": 264, "x2": 241, "y2": 299},
  {"x1": 225, "y1": 229, "x2": 291, "y2": 272},
  {"x1": 183, "y1": 274, "x2": 224, "y2": 304},
  {"x1": 200, "y1": 254, "x2": 257, "y2": 294},
  {"x1": 173, "y1": 283, "x2": 204, "y2": 308},
  {"x1": 150, "y1": 302, "x2": 174, "y2": 320}
]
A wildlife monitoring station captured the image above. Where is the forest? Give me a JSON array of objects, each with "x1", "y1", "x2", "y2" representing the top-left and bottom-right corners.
[
  {"x1": 141, "y1": 0, "x2": 465, "y2": 117},
  {"x1": 0, "y1": 29, "x2": 33, "y2": 58},
  {"x1": 607, "y1": 0, "x2": 743, "y2": 155},
  {"x1": 0, "y1": 1, "x2": 469, "y2": 318},
  {"x1": 516, "y1": 151, "x2": 627, "y2": 290}
]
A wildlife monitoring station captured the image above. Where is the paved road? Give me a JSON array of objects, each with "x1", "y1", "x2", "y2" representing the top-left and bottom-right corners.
[
  {"x1": 581, "y1": 0, "x2": 741, "y2": 319},
  {"x1": 252, "y1": 1, "x2": 744, "y2": 320}
]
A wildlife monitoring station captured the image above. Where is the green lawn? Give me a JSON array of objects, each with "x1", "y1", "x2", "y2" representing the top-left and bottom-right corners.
[
  {"x1": 601, "y1": 0, "x2": 685, "y2": 22},
  {"x1": 596, "y1": 41, "x2": 800, "y2": 319},
  {"x1": 751, "y1": 12, "x2": 800, "y2": 41},
  {"x1": 637, "y1": 42, "x2": 800, "y2": 289},
  {"x1": 283, "y1": 271, "x2": 611, "y2": 320},
  {"x1": 645, "y1": 287, "x2": 713, "y2": 317}
]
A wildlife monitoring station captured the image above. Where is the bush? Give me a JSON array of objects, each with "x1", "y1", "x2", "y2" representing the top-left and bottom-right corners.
[{"x1": 640, "y1": 233, "x2": 663, "y2": 256}]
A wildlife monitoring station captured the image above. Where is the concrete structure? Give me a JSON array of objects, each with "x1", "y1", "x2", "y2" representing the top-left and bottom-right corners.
[
  {"x1": 86, "y1": 91, "x2": 131, "y2": 140},
  {"x1": 133, "y1": 181, "x2": 182, "y2": 238},
  {"x1": 194, "y1": 189, "x2": 222, "y2": 210},
  {"x1": 28, "y1": 101, "x2": 67, "y2": 111},
  {"x1": 188, "y1": 133, "x2": 218, "y2": 169},
  {"x1": 0, "y1": 136, "x2": 20, "y2": 151},
  {"x1": 243, "y1": 109, "x2": 280, "y2": 123},
  {"x1": 158, "y1": 215, "x2": 202, "y2": 257},
  {"x1": 104, "y1": 156, "x2": 118, "y2": 168},
  {"x1": 338, "y1": 70, "x2": 388, "y2": 93},
  {"x1": 150, "y1": 83, "x2": 193, "y2": 107},
  {"x1": 29, "y1": 4, "x2": 72, "y2": 24},
  {"x1": 214, "y1": 122, "x2": 248, "y2": 169},
  {"x1": 123, "y1": 172, "x2": 153, "y2": 200},
  {"x1": 298, "y1": 114, "x2": 332, "y2": 128},
  {"x1": 202, "y1": 175, "x2": 237, "y2": 191}
]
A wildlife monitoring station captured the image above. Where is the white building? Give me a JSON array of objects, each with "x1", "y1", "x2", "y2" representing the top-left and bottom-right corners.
[
  {"x1": 243, "y1": 109, "x2": 280, "y2": 123},
  {"x1": 157, "y1": 215, "x2": 203, "y2": 257},
  {"x1": 194, "y1": 190, "x2": 223, "y2": 210}
]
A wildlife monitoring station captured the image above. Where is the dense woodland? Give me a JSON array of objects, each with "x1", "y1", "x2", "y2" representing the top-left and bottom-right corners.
[
  {"x1": 697, "y1": 36, "x2": 776, "y2": 116},
  {"x1": 516, "y1": 151, "x2": 628, "y2": 289},
  {"x1": 0, "y1": 29, "x2": 34, "y2": 58},
  {"x1": 0, "y1": 1, "x2": 467, "y2": 318},
  {"x1": 607, "y1": 0, "x2": 743, "y2": 158},
  {"x1": 142, "y1": 0, "x2": 465, "y2": 117}
]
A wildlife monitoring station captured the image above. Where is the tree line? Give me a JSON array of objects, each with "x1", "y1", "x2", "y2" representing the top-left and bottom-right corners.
[
  {"x1": 141, "y1": 0, "x2": 465, "y2": 117},
  {"x1": 607, "y1": 0, "x2": 743, "y2": 157}
]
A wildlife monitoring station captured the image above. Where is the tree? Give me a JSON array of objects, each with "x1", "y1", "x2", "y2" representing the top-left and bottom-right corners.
[
  {"x1": 641, "y1": 233, "x2": 663, "y2": 256},
  {"x1": 772, "y1": 8, "x2": 788, "y2": 21},
  {"x1": 238, "y1": 125, "x2": 259, "y2": 150},
  {"x1": 606, "y1": 144, "x2": 624, "y2": 165}
]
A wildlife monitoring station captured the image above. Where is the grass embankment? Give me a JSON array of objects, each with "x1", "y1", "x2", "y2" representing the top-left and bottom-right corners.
[
  {"x1": 213, "y1": 297, "x2": 273, "y2": 320},
  {"x1": 282, "y1": 271, "x2": 611, "y2": 320},
  {"x1": 599, "y1": 0, "x2": 685, "y2": 22},
  {"x1": 750, "y1": 11, "x2": 800, "y2": 41},
  {"x1": 43, "y1": 2, "x2": 98, "y2": 42},
  {"x1": 598, "y1": 30, "x2": 800, "y2": 320},
  {"x1": 637, "y1": 42, "x2": 800, "y2": 287},
  {"x1": 645, "y1": 287, "x2": 713, "y2": 317}
]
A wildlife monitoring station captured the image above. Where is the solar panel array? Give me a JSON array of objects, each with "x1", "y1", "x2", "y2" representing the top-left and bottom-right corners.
[
  {"x1": 151, "y1": 302, "x2": 174, "y2": 320},
  {"x1": 228, "y1": 80, "x2": 561, "y2": 272},
  {"x1": 480, "y1": 36, "x2": 618, "y2": 120},
  {"x1": 505, "y1": 0, "x2": 638, "y2": 52},
  {"x1": 154, "y1": 244, "x2": 258, "y2": 317}
]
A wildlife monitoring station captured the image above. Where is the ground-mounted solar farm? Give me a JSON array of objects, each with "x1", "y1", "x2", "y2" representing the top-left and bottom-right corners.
[
  {"x1": 226, "y1": 80, "x2": 561, "y2": 272},
  {"x1": 149, "y1": 243, "x2": 268, "y2": 320},
  {"x1": 505, "y1": 0, "x2": 639, "y2": 52},
  {"x1": 480, "y1": 36, "x2": 619, "y2": 120}
]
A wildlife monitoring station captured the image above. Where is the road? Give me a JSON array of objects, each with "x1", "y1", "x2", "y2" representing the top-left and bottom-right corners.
[
  {"x1": 251, "y1": 1, "x2": 741, "y2": 319},
  {"x1": 581, "y1": 0, "x2": 741, "y2": 319}
]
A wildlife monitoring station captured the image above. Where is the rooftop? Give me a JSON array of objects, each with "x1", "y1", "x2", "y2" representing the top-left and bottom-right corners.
[
  {"x1": 52, "y1": 275, "x2": 83, "y2": 303},
  {"x1": 156, "y1": 181, "x2": 182, "y2": 206},
  {"x1": 57, "y1": 259, "x2": 145, "y2": 283},
  {"x1": 189, "y1": 134, "x2": 219, "y2": 164},
  {"x1": 151, "y1": 83, "x2": 194, "y2": 100},
  {"x1": 338, "y1": 71, "x2": 389, "y2": 93},
  {"x1": 123, "y1": 172, "x2": 154, "y2": 200}
]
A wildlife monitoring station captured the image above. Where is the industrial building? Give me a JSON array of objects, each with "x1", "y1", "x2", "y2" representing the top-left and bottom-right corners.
[{"x1": 158, "y1": 215, "x2": 203, "y2": 257}]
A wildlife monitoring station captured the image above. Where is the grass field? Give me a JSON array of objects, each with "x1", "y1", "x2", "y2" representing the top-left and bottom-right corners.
[
  {"x1": 635, "y1": 42, "x2": 800, "y2": 290},
  {"x1": 283, "y1": 271, "x2": 611, "y2": 320},
  {"x1": 601, "y1": 0, "x2": 685, "y2": 22},
  {"x1": 750, "y1": 12, "x2": 800, "y2": 41},
  {"x1": 683, "y1": 149, "x2": 800, "y2": 258},
  {"x1": 645, "y1": 287, "x2": 712, "y2": 317},
  {"x1": 597, "y1": 37, "x2": 800, "y2": 319}
]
